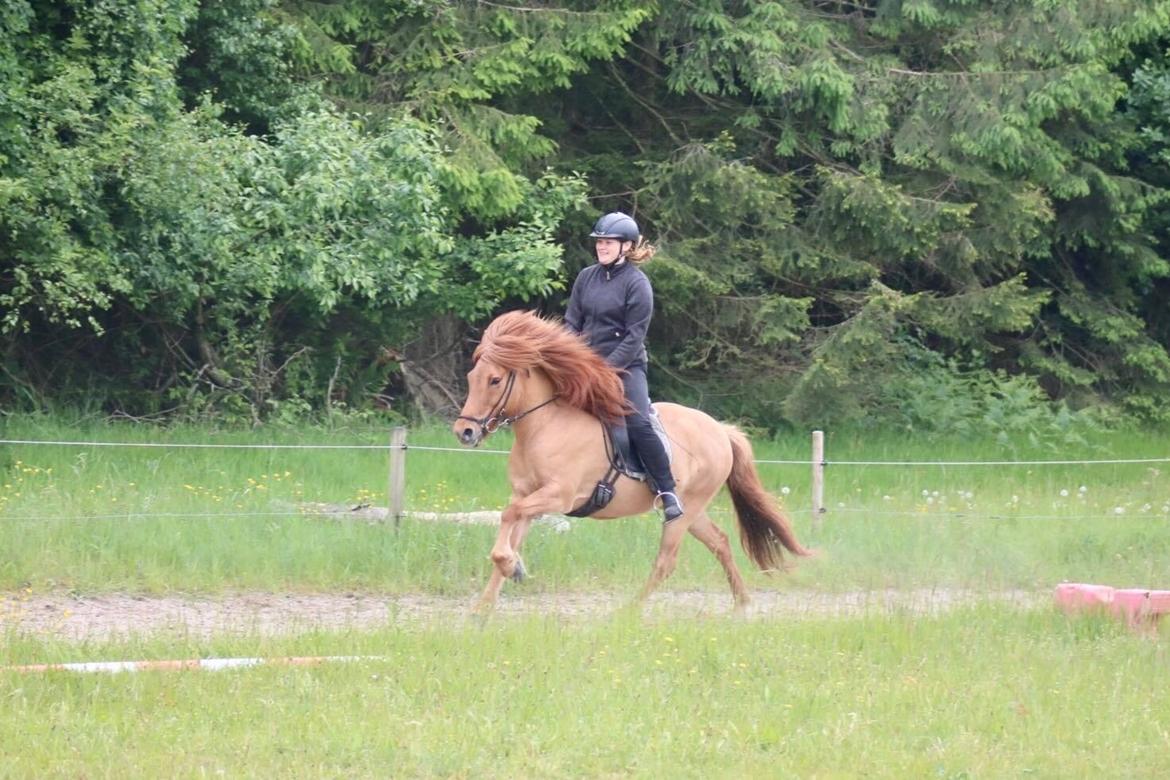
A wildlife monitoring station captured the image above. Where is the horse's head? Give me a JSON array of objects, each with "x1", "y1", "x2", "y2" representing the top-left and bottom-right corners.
[
  {"x1": 453, "y1": 358, "x2": 519, "y2": 447},
  {"x1": 453, "y1": 310, "x2": 627, "y2": 446}
]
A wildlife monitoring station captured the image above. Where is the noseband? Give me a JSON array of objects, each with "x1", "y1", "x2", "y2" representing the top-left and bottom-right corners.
[{"x1": 457, "y1": 370, "x2": 557, "y2": 436}]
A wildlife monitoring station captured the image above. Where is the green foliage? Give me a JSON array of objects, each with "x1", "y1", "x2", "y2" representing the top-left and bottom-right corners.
[
  {"x1": 281, "y1": 0, "x2": 647, "y2": 220},
  {"x1": 863, "y1": 344, "x2": 1102, "y2": 448},
  {"x1": 530, "y1": 0, "x2": 1170, "y2": 429},
  {"x1": 0, "y1": 0, "x2": 585, "y2": 421},
  {"x1": 5, "y1": 0, "x2": 1170, "y2": 429}
]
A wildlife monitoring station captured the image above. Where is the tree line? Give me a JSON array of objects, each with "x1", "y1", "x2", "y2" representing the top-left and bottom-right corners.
[{"x1": 4, "y1": 0, "x2": 1170, "y2": 435}]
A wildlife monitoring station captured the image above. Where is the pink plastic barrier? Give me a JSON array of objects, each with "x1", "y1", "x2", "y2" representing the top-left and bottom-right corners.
[
  {"x1": 1054, "y1": 583, "x2": 1115, "y2": 612},
  {"x1": 1054, "y1": 583, "x2": 1170, "y2": 627},
  {"x1": 1111, "y1": 589, "x2": 1170, "y2": 625}
]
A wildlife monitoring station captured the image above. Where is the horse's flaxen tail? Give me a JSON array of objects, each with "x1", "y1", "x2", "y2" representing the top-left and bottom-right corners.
[{"x1": 724, "y1": 425, "x2": 813, "y2": 571}]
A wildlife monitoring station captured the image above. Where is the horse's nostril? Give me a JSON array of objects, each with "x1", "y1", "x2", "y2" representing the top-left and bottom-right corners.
[{"x1": 461, "y1": 427, "x2": 474, "y2": 443}]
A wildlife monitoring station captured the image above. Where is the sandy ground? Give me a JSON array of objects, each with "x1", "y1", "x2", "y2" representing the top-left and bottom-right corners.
[{"x1": 1, "y1": 588, "x2": 1045, "y2": 642}]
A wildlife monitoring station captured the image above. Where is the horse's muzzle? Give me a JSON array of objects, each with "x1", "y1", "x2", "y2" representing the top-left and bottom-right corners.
[{"x1": 454, "y1": 422, "x2": 483, "y2": 447}]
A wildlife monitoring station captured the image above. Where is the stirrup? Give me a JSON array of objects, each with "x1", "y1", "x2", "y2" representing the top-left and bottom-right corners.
[{"x1": 655, "y1": 491, "x2": 684, "y2": 523}]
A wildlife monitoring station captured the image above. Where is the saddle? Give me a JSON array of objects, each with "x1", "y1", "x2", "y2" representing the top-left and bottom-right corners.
[{"x1": 566, "y1": 408, "x2": 673, "y2": 518}]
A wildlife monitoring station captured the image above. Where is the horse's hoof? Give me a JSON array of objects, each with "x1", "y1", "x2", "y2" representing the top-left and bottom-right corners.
[{"x1": 511, "y1": 558, "x2": 527, "y2": 583}]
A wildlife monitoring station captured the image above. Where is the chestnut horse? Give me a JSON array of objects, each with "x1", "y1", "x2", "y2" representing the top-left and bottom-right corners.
[{"x1": 452, "y1": 311, "x2": 811, "y2": 610}]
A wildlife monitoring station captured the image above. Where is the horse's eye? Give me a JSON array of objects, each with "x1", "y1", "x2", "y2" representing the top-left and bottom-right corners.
[{"x1": 489, "y1": 376, "x2": 502, "y2": 386}]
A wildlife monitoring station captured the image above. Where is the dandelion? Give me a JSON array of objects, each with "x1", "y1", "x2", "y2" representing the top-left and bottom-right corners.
[
  {"x1": 1078, "y1": 486, "x2": 1087, "y2": 494},
  {"x1": 780, "y1": 486, "x2": 790, "y2": 495},
  {"x1": 1059, "y1": 489, "x2": 1069, "y2": 497},
  {"x1": 1114, "y1": 506, "x2": 1125, "y2": 515}
]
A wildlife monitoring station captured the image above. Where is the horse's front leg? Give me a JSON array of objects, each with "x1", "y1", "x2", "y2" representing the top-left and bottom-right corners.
[{"x1": 478, "y1": 484, "x2": 569, "y2": 611}]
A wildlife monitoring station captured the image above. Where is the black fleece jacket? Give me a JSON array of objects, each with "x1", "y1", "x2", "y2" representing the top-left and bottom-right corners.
[{"x1": 564, "y1": 260, "x2": 652, "y2": 369}]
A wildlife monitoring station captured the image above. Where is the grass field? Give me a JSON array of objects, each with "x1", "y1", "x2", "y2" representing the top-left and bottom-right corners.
[
  {"x1": 1, "y1": 416, "x2": 1168, "y2": 593},
  {"x1": 2, "y1": 416, "x2": 1169, "y2": 777},
  {"x1": 3, "y1": 611, "x2": 1169, "y2": 777}
]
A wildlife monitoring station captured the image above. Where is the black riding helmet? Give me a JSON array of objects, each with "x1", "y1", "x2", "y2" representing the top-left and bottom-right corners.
[{"x1": 589, "y1": 212, "x2": 640, "y2": 243}]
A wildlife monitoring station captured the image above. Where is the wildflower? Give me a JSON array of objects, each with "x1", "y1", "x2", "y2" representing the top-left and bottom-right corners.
[
  {"x1": 780, "y1": 486, "x2": 790, "y2": 495},
  {"x1": 1059, "y1": 489, "x2": 1069, "y2": 497}
]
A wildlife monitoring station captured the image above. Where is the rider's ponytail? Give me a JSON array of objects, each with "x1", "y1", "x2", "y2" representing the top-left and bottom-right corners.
[{"x1": 626, "y1": 237, "x2": 657, "y2": 265}]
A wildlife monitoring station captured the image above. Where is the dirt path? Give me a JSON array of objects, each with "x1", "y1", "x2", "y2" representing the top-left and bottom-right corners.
[{"x1": 1, "y1": 588, "x2": 1044, "y2": 642}]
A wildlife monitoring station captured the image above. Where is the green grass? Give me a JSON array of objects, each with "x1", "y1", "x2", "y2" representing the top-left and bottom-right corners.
[
  {"x1": 2, "y1": 416, "x2": 1168, "y2": 594},
  {"x1": 3, "y1": 417, "x2": 1169, "y2": 777},
  {"x1": 3, "y1": 610, "x2": 1169, "y2": 777}
]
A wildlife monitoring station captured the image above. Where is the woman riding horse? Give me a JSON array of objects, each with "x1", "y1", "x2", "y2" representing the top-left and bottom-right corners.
[
  {"x1": 564, "y1": 211, "x2": 683, "y2": 522},
  {"x1": 454, "y1": 310, "x2": 812, "y2": 611}
]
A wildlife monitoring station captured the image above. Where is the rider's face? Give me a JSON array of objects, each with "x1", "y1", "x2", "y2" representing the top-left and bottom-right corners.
[{"x1": 594, "y1": 238, "x2": 629, "y2": 265}]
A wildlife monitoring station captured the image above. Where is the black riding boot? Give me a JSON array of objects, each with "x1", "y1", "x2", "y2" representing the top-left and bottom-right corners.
[{"x1": 627, "y1": 418, "x2": 684, "y2": 523}]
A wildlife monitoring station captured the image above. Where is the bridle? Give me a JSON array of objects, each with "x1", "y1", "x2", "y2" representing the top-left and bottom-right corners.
[{"x1": 456, "y1": 370, "x2": 558, "y2": 437}]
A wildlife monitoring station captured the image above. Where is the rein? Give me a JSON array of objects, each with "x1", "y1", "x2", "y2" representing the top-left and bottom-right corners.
[{"x1": 456, "y1": 370, "x2": 558, "y2": 436}]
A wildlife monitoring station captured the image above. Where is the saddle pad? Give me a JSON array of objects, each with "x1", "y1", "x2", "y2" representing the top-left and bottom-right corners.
[{"x1": 610, "y1": 407, "x2": 672, "y2": 482}]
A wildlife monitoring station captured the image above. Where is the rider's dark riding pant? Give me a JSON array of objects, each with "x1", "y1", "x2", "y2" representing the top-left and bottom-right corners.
[{"x1": 621, "y1": 363, "x2": 676, "y2": 494}]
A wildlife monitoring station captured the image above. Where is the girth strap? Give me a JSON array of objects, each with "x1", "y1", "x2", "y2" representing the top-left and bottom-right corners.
[{"x1": 566, "y1": 425, "x2": 624, "y2": 518}]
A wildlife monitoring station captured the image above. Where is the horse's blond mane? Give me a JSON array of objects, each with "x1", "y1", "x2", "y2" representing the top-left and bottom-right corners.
[{"x1": 475, "y1": 311, "x2": 629, "y2": 422}]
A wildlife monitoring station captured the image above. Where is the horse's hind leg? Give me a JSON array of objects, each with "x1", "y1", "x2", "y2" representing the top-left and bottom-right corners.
[{"x1": 688, "y1": 511, "x2": 751, "y2": 611}]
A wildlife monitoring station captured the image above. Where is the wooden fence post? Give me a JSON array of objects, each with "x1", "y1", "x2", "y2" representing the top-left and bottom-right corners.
[
  {"x1": 811, "y1": 429, "x2": 825, "y2": 528},
  {"x1": 388, "y1": 426, "x2": 407, "y2": 528}
]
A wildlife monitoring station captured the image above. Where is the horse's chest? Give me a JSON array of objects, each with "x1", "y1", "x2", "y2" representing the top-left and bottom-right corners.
[{"x1": 508, "y1": 436, "x2": 599, "y2": 495}]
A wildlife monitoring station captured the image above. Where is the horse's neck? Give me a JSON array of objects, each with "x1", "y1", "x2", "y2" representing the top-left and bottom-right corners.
[{"x1": 510, "y1": 372, "x2": 595, "y2": 446}]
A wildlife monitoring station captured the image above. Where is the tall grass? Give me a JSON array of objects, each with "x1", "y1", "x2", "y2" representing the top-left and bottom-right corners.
[
  {"x1": 1, "y1": 415, "x2": 1168, "y2": 594},
  {"x1": 2, "y1": 611, "x2": 1168, "y2": 777}
]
